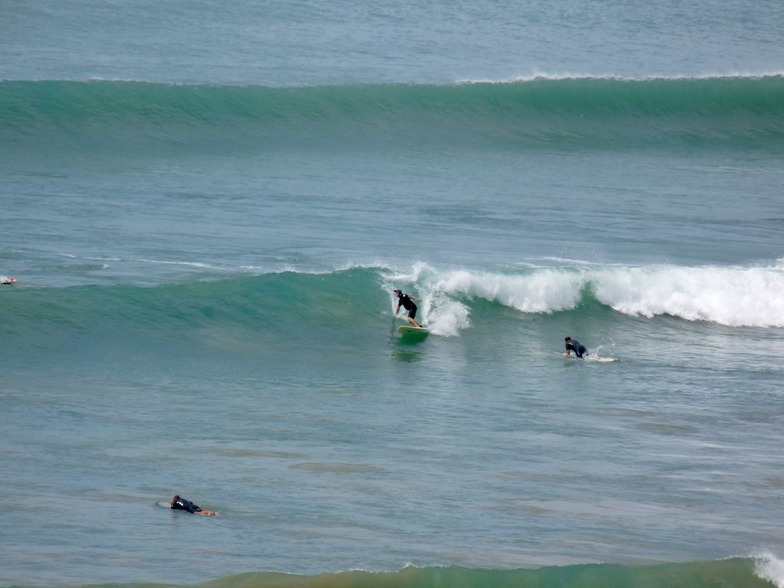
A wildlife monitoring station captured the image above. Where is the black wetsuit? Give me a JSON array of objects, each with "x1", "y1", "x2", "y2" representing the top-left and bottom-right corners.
[
  {"x1": 398, "y1": 293, "x2": 418, "y2": 319},
  {"x1": 565, "y1": 339, "x2": 587, "y2": 358},
  {"x1": 171, "y1": 497, "x2": 203, "y2": 514}
]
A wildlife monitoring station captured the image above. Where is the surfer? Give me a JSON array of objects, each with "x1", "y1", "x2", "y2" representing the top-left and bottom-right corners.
[
  {"x1": 564, "y1": 336, "x2": 588, "y2": 358},
  {"x1": 170, "y1": 494, "x2": 219, "y2": 516},
  {"x1": 394, "y1": 289, "x2": 422, "y2": 328},
  {"x1": 1, "y1": 276, "x2": 17, "y2": 285}
]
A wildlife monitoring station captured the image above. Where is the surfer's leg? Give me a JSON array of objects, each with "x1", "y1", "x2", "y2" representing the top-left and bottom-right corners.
[{"x1": 408, "y1": 306, "x2": 420, "y2": 327}]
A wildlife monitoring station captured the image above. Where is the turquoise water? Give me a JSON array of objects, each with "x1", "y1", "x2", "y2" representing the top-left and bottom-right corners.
[{"x1": 2, "y1": 1, "x2": 784, "y2": 588}]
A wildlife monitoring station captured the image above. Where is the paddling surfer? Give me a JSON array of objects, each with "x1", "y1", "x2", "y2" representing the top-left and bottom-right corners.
[
  {"x1": 564, "y1": 336, "x2": 588, "y2": 358},
  {"x1": 170, "y1": 494, "x2": 219, "y2": 516}
]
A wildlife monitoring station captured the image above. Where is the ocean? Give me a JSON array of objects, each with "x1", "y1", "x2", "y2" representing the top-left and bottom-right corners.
[{"x1": 2, "y1": 1, "x2": 784, "y2": 587}]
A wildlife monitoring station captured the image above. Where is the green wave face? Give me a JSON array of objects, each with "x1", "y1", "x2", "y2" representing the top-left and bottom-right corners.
[{"x1": 2, "y1": 77, "x2": 783, "y2": 154}]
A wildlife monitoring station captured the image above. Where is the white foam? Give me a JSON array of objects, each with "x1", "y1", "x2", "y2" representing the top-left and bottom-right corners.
[
  {"x1": 424, "y1": 292, "x2": 470, "y2": 337},
  {"x1": 431, "y1": 269, "x2": 582, "y2": 314},
  {"x1": 391, "y1": 262, "x2": 784, "y2": 329},
  {"x1": 755, "y1": 551, "x2": 784, "y2": 588},
  {"x1": 592, "y1": 265, "x2": 784, "y2": 327},
  {"x1": 454, "y1": 72, "x2": 784, "y2": 85}
]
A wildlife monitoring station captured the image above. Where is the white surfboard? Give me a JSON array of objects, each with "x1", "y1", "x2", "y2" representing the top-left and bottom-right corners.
[
  {"x1": 398, "y1": 325, "x2": 429, "y2": 334},
  {"x1": 156, "y1": 501, "x2": 172, "y2": 509},
  {"x1": 563, "y1": 353, "x2": 618, "y2": 363}
]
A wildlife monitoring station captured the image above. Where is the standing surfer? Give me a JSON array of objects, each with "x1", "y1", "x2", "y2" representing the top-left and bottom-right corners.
[{"x1": 394, "y1": 289, "x2": 423, "y2": 328}]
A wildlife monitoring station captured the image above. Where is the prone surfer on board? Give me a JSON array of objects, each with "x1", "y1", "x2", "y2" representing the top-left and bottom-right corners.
[
  {"x1": 394, "y1": 289, "x2": 422, "y2": 328},
  {"x1": 564, "y1": 336, "x2": 588, "y2": 358},
  {"x1": 170, "y1": 494, "x2": 219, "y2": 516}
]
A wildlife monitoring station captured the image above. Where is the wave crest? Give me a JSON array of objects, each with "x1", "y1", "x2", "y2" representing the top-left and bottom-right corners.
[
  {"x1": 755, "y1": 552, "x2": 784, "y2": 588},
  {"x1": 402, "y1": 263, "x2": 784, "y2": 328}
]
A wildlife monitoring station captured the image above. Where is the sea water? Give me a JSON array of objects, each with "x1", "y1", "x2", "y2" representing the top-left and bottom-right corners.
[{"x1": 1, "y1": 1, "x2": 784, "y2": 588}]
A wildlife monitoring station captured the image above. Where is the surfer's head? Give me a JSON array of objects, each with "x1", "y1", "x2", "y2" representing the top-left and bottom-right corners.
[
  {"x1": 393, "y1": 289, "x2": 402, "y2": 296},
  {"x1": 565, "y1": 336, "x2": 571, "y2": 342}
]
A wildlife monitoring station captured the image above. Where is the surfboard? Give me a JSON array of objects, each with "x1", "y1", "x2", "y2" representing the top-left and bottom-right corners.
[
  {"x1": 156, "y1": 501, "x2": 172, "y2": 509},
  {"x1": 563, "y1": 353, "x2": 618, "y2": 363},
  {"x1": 398, "y1": 325, "x2": 429, "y2": 334}
]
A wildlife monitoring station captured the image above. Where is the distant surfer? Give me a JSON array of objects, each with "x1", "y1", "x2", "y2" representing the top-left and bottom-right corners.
[
  {"x1": 170, "y1": 494, "x2": 219, "y2": 516},
  {"x1": 1, "y1": 276, "x2": 17, "y2": 285},
  {"x1": 564, "y1": 336, "x2": 587, "y2": 358},
  {"x1": 394, "y1": 289, "x2": 422, "y2": 328}
]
